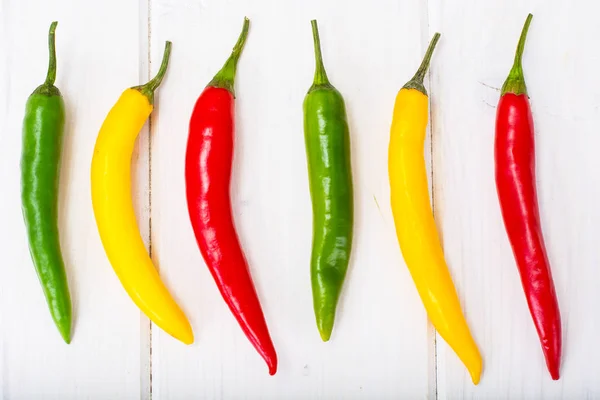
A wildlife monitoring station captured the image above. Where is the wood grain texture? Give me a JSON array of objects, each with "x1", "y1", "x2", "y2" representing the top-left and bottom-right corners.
[
  {"x1": 149, "y1": 0, "x2": 432, "y2": 398},
  {"x1": 429, "y1": 0, "x2": 600, "y2": 398},
  {"x1": 0, "y1": 1, "x2": 148, "y2": 398}
]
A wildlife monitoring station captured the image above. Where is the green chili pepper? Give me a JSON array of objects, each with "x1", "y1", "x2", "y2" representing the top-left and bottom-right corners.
[
  {"x1": 21, "y1": 21, "x2": 71, "y2": 343},
  {"x1": 303, "y1": 20, "x2": 354, "y2": 342}
]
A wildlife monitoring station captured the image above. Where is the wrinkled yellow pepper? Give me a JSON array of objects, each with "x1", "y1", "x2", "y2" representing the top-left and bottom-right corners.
[
  {"x1": 91, "y1": 42, "x2": 193, "y2": 345},
  {"x1": 388, "y1": 34, "x2": 482, "y2": 384}
]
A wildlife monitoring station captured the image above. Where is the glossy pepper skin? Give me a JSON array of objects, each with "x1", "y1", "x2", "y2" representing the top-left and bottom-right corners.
[
  {"x1": 21, "y1": 21, "x2": 72, "y2": 343},
  {"x1": 91, "y1": 42, "x2": 193, "y2": 345},
  {"x1": 303, "y1": 20, "x2": 354, "y2": 342},
  {"x1": 185, "y1": 18, "x2": 277, "y2": 374},
  {"x1": 388, "y1": 34, "x2": 482, "y2": 384},
  {"x1": 495, "y1": 14, "x2": 561, "y2": 380}
]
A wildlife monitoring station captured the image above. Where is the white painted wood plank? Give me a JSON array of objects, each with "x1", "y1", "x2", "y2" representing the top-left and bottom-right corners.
[
  {"x1": 150, "y1": 0, "x2": 432, "y2": 398},
  {"x1": 429, "y1": 0, "x2": 600, "y2": 398},
  {"x1": 0, "y1": 1, "x2": 148, "y2": 398}
]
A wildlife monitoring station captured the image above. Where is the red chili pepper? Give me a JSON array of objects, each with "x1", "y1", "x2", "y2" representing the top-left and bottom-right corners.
[
  {"x1": 495, "y1": 13, "x2": 561, "y2": 380},
  {"x1": 185, "y1": 17, "x2": 277, "y2": 375}
]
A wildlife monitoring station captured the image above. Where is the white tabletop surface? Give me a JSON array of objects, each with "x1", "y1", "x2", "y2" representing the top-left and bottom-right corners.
[{"x1": 1, "y1": 0, "x2": 597, "y2": 398}]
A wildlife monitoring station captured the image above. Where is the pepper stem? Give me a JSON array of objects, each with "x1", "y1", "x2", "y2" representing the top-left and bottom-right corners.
[
  {"x1": 134, "y1": 41, "x2": 172, "y2": 104},
  {"x1": 44, "y1": 21, "x2": 58, "y2": 86},
  {"x1": 501, "y1": 13, "x2": 533, "y2": 96},
  {"x1": 208, "y1": 17, "x2": 250, "y2": 96},
  {"x1": 403, "y1": 33, "x2": 441, "y2": 95},
  {"x1": 310, "y1": 20, "x2": 331, "y2": 88}
]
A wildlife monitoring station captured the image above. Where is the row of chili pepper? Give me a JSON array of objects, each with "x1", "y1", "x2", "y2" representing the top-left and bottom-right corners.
[{"x1": 21, "y1": 14, "x2": 560, "y2": 382}]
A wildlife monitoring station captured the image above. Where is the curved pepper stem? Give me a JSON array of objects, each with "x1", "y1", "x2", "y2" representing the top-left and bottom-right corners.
[
  {"x1": 44, "y1": 21, "x2": 58, "y2": 86},
  {"x1": 310, "y1": 19, "x2": 331, "y2": 89},
  {"x1": 403, "y1": 32, "x2": 441, "y2": 95},
  {"x1": 134, "y1": 41, "x2": 172, "y2": 104},
  {"x1": 501, "y1": 13, "x2": 533, "y2": 96},
  {"x1": 208, "y1": 17, "x2": 250, "y2": 96}
]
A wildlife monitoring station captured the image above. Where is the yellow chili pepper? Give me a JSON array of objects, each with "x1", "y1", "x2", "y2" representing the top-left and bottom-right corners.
[
  {"x1": 91, "y1": 42, "x2": 193, "y2": 345},
  {"x1": 388, "y1": 34, "x2": 482, "y2": 384}
]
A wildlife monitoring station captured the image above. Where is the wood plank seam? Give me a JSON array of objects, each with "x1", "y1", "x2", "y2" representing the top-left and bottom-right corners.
[
  {"x1": 142, "y1": 0, "x2": 153, "y2": 398},
  {"x1": 424, "y1": 0, "x2": 439, "y2": 398},
  {"x1": 147, "y1": 0, "x2": 153, "y2": 395}
]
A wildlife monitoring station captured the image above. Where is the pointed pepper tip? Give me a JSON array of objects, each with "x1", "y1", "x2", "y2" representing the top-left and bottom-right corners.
[{"x1": 58, "y1": 325, "x2": 72, "y2": 344}]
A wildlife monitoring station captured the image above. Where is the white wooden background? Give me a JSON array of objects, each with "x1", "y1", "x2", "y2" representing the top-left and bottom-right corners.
[{"x1": 1, "y1": 0, "x2": 598, "y2": 398}]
